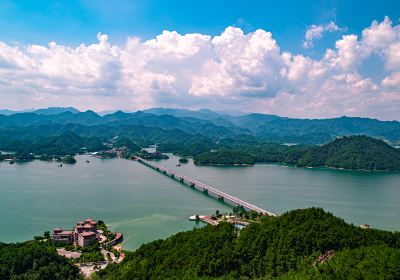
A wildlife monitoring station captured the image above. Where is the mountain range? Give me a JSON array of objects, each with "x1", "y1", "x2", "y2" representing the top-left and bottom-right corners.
[{"x1": 1, "y1": 107, "x2": 399, "y2": 145}]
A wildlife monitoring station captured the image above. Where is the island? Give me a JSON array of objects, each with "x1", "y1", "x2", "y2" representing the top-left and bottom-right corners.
[
  {"x1": 192, "y1": 136, "x2": 400, "y2": 171},
  {"x1": 178, "y1": 157, "x2": 188, "y2": 164}
]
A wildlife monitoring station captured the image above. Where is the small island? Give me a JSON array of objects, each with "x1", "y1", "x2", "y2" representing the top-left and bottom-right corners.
[{"x1": 136, "y1": 150, "x2": 169, "y2": 160}]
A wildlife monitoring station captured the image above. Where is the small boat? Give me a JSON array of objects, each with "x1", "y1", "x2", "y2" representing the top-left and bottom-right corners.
[{"x1": 86, "y1": 160, "x2": 90, "y2": 163}]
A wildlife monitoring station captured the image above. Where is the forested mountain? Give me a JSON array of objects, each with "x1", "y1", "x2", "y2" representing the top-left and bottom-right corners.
[
  {"x1": 297, "y1": 135, "x2": 400, "y2": 171},
  {"x1": 96, "y1": 208, "x2": 400, "y2": 279},
  {"x1": 1, "y1": 108, "x2": 400, "y2": 170},
  {"x1": 193, "y1": 135, "x2": 400, "y2": 171},
  {"x1": 1, "y1": 108, "x2": 400, "y2": 145}
]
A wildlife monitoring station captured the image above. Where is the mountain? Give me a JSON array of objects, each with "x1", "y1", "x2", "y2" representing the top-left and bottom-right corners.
[
  {"x1": 32, "y1": 107, "x2": 80, "y2": 115},
  {"x1": 0, "y1": 107, "x2": 79, "y2": 116},
  {"x1": 297, "y1": 135, "x2": 400, "y2": 171},
  {"x1": 0, "y1": 108, "x2": 400, "y2": 147},
  {"x1": 143, "y1": 108, "x2": 221, "y2": 120},
  {"x1": 0, "y1": 109, "x2": 19, "y2": 116}
]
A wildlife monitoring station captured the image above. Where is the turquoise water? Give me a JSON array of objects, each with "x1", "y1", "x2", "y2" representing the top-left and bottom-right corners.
[{"x1": 0, "y1": 154, "x2": 399, "y2": 250}]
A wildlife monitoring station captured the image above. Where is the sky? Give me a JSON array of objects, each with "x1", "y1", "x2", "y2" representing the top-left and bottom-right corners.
[{"x1": 0, "y1": 0, "x2": 399, "y2": 120}]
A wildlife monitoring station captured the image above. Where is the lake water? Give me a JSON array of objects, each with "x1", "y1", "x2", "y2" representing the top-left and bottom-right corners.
[{"x1": 0, "y1": 154, "x2": 399, "y2": 250}]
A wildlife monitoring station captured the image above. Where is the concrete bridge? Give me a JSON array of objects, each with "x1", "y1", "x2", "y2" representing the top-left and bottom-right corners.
[{"x1": 135, "y1": 157, "x2": 276, "y2": 217}]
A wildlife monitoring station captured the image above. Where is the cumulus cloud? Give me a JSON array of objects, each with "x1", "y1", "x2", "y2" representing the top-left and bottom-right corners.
[
  {"x1": 0, "y1": 17, "x2": 399, "y2": 120},
  {"x1": 303, "y1": 21, "x2": 345, "y2": 48}
]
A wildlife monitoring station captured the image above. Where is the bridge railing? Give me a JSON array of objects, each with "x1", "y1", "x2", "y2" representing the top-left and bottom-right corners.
[{"x1": 136, "y1": 157, "x2": 276, "y2": 216}]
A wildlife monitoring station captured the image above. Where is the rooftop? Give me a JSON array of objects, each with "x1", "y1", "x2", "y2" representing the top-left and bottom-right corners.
[{"x1": 80, "y1": 232, "x2": 96, "y2": 237}]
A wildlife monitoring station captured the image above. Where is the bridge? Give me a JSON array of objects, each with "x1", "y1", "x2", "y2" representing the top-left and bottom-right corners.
[{"x1": 135, "y1": 157, "x2": 276, "y2": 217}]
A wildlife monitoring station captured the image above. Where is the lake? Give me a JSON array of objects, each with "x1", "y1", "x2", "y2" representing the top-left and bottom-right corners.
[{"x1": 0, "y1": 154, "x2": 399, "y2": 250}]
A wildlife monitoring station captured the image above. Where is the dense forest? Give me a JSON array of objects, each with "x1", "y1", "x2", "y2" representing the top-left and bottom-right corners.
[
  {"x1": 194, "y1": 150, "x2": 256, "y2": 165},
  {"x1": 95, "y1": 208, "x2": 400, "y2": 279},
  {"x1": 193, "y1": 136, "x2": 400, "y2": 171},
  {"x1": 297, "y1": 135, "x2": 400, "y2": 171},
  {"x1": 0, "y1": 240, "x2": 81, "y2": 279}
]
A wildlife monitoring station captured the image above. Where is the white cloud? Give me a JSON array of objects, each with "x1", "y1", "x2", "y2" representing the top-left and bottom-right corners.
[
  {"x1": 303, "y1": 21, "x2": 345, "y2": 48},
  {"x1": 0, "y1": 17, "x2": 399, "y2": 120}
]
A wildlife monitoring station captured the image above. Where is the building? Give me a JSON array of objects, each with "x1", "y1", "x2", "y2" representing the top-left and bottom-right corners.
[
  {"x1": 52, "y1": 228, "x2": 74, "y2": 244},
  {"x1": 77, "y1": 231, "x2": 97, "y2": 247},
  {"x1": 52, "y1": 218, "x2": 99, "y2": 247}
]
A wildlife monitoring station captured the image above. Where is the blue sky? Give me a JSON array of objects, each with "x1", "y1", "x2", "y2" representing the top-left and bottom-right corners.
[
  {"x1": 1, "y1": 0, "x2": 398, "y2": 54},
  {"x1": 0, "y1": 0, "x2": 399, "y2": 119}
]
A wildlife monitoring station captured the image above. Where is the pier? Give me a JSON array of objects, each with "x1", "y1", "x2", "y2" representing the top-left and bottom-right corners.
[{"x1": 135, "y1": 157, "x2": 276, "y2": 217}]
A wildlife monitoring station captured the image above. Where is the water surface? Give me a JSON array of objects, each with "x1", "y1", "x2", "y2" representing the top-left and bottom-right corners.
[{"x1": 0, "y1": 154, "x2": 399, "y2": 250}]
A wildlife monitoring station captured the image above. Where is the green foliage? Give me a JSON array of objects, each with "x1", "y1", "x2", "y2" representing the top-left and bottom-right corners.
[
  {"x1": 14, "y1": 153, "x2": 35, "y2": 162},
  {"x1": 194, "y1": 150, "x2": 256, "y2": 165},
  {"x1": 113, "y1": 138, "x2": 141, "y2": 152},
  {"x1": 98, "y1": 208, "x2": 400, "y2": 279},
  {"x1": 137, "y1": 150, "x2": 169, "y2": 160},
  {"x1": 0, "y1": 240, "x2": 81, "y2": 279},
  {"x1": 280, "y1": 245, "x2": 400, "y2": 279},
  {"x1": 179, "y1": 157, "x2": 189, "y2": 163},
  {"x1": 60, "y1": 156, "x2": 77, "y2": 164},
  {"x1": 298, "y1": 135, "x2": 400, "y2": 171},
  {"x1": 97, "y1": 221, "x2": 116, "y2": 242}
]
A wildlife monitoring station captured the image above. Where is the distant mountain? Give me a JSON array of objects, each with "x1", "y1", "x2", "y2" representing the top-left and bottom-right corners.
[
  {"x1": 297, "y1": 135, "x2": 400, "y2": 171},
  {"x1": 143, "y1": 108, "x2": 221, "y2": 120},
  {"x1": 229, "y1": 115, "x2": 400, "y2": 144},
  {"x1": 0, "y1": 109, "x2": 19, "y2": 116},
  {"x1": 32, "y1": 107, "x2": 80, "y2": 115},
  {"x1": 0, "y1": 109, "x2": 34, "y2": 115},
  {"x1": 0, "y1": 108, "x2": 400, "y2": 145},
  {"x1": 0, "y1": 107, "x2": 79, "y2": 116}
]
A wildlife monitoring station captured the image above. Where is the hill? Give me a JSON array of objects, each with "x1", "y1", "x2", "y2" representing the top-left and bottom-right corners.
[
  {"x1": 96, "y1": 208, "x2": 400, "y2": 279},
  {"x1": 0, "y1": 240, "x2": 81, "y2": 279},
  {"x1": 194, "y1": 150, "x2": 256, "y2": 165},
  {"x1": 297, "y1": 135, "x2": 400, "y2": 171}
]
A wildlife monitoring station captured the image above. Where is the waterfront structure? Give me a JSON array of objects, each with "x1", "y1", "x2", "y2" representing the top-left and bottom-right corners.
[{"x1": 52, "y1": 218, "x2": 122, "y2": 247}]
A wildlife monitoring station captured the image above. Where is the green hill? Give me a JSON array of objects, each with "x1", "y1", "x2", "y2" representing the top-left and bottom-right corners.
[
  {"x1": 96, "y1": 208, "x2": 400, "y2": 279},
  {"x1": 0, "y1": 240, "x2": 81, "y2": 279},
  {"x1": 297, "y1": 135, "x2": 400, "y2": 171},
  {"x1": 194, "y1": 150, "x2": 256, "y2": 165}
]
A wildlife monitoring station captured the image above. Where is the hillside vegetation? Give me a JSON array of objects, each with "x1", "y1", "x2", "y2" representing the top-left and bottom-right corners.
[
  {"x1": 0, "y1": 240, "x2": 81, "y2": 279},
  {"x1": 96, "y1": 208, "x2": 400, "y2": 279},
  {"x1": 194, "y1": 135, "x2": 400, "y2": 171},
  {"x1": 297, "y1": 135, "x2": 400, "y2": 171}
]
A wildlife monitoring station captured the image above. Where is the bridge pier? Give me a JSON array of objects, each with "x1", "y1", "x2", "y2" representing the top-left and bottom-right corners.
[{"x1": 135, "y1": 157, "x2": 276, "y2": 217}]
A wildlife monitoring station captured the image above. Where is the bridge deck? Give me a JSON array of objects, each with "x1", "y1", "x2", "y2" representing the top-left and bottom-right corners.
[{"x1": 136, "y1": 157, "x2": 276, "y2": 217}]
